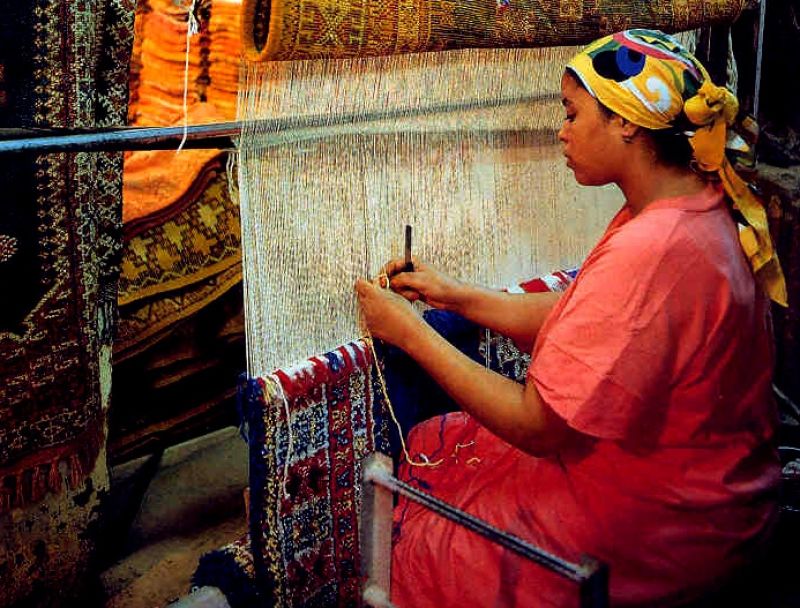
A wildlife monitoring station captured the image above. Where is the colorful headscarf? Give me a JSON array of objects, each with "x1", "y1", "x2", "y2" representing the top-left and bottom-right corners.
[{"x1": 567, "y1": 29, "x2": 787, "y2": 306}]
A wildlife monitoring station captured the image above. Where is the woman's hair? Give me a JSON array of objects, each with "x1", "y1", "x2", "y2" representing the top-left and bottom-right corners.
[{"x1": 567, "y1": 69, "x2": 694, "y2": 169}]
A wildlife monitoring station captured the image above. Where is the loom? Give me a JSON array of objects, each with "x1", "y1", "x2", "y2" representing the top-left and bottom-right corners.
[{"x1": 0, "y1": 0, "x2": 751, "y2": 605}]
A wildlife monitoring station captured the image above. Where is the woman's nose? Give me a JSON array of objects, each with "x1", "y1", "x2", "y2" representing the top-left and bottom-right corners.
[{"x1": 557, "y1": 123, "x2": 567, "y2": 143}]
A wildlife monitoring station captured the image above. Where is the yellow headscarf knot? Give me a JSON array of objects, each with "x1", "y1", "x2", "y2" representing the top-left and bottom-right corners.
[
  {"x1": 683, "y1": 81, "x2": 739, "y2": 127},
  {"x1": 567, "y1": 29, "x2": 788, "y2": 307},
  {"x1": 686, "y1": 82, "x2": 739, "y2": 172}
]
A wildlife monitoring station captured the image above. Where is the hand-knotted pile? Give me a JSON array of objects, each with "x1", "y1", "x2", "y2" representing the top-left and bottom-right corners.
[
  {"x1": 240, "y1": 340, "x2": 390, "y2": 607},
  {"x1": 0, "y1": 0, "x2": 134, "y2": 513}
]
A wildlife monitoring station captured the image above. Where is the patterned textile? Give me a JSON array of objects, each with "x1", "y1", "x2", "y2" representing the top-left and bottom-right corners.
[
  {"x1": 122, "y1": 122, "x2": 227, "y2": 225},
  {"x1": 129, "y1": 0, "x2": 241, "y2": 126},
  {"x1": 110, "y1": 283, "x2": 244, "y2": 462},
  {"x1": 242, "y1": 341, "x2": 390, "y2": 607},
  {"x1": 242, "y1": 0, "x2": 744, "y2": 61},
  {"x1": 0, "y1": 0, "x2": 134, "y2": 513},
  {"x1": 192, "y1": 534, "x2": 261, "y2": 608},
  {"x1": 124, "y1": 0, "x2": 241, "y2": 226},
  {"x1": 116, "y1": 161, "x2": 241, "y2": 358}
]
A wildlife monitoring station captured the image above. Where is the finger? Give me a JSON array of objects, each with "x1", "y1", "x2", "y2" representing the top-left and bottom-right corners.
[
  {"x1": 385, "y1": 258, "x2": 407, "y2": 277},
  {"x1": 386, "y1": 256, "x2": 424, "y2": 277},
  {"x1": 389, "y1": 271, "x2": 422, "y2": 293},
  {"x1": 393, "y1": 288, "x2": 421, "y2": 302},
  {"x1": 355, "y1": 278, "x2": 374, "y2": 296}
]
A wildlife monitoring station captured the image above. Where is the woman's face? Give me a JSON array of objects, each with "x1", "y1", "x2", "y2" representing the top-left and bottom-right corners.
[{"x1": 558, "y1": 72, "x2": 621, "y2": 186}]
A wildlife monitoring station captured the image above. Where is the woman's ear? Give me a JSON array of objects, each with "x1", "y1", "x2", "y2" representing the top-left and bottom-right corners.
[{"x1": 618, "y1": 117, "x2": 640, "y2": 144}]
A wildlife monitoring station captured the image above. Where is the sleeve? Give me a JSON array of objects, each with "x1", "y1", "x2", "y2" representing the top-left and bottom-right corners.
[{"x1": 529, "y1": 222, "x2": 692, "y2": 442}]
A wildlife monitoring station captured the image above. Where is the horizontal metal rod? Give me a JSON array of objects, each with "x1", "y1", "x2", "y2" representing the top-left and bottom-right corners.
[
  {"x1": 365, "y1": 463, "x2": 597, "y2": 583},
  {"x1": 0, "y1": 92, "x2": 558, "y2": 155},
  {"x1": 0, "y1": 122, "x2": 241, "y2": 154}
]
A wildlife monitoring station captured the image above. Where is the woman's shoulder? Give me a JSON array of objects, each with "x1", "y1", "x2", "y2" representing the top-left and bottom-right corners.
[
  {"x1": 607, "y1": 193, "x2": 729, "y2": 261},
  {"x1": 592, "y1": 206, "x2": 692, "y2": 269},
  {"x1": 579, "y1": 202, "x2": 735, "y2": 305}
]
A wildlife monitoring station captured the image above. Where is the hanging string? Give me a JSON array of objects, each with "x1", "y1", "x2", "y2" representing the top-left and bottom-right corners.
[
  {"x1": 177, "y1": 0, "x2": 200, "y2": 154},
  {"x1": 364, "y1": 334, "x2": 444, "y2": 468},
  {"x1": 362, "y1": 271, "x2": 443, "y2": 467},
  {"x1": 267, "y1": 375, "x2": 296, "y2": 499}
]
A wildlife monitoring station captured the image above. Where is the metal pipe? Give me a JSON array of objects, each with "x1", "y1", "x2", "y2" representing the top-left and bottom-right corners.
[
  {"x1": 365, "y1": 459, "x2": 601, "y2": 584},
  {"x1": 364, "y1": 459, "x2": 609, "y2": 607},
  {"x1": 0, "y1": 122, "x2": 241, "y2": 154},
  {"x1": 754, "y1": 0, "x2": 767, "y2": 120},
  {"x1": 0, "y1": 92, "x2": 558, "y2": 155}
]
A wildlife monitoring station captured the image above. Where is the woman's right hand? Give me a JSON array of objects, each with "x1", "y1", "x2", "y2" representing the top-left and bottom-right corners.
[{"x1": 382, "y1": 258, "x2": 466, "y2": 312}]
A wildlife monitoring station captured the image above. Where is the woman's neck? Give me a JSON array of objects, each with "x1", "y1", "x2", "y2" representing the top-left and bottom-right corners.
[{"x1": 618, "y1": 162, "x2": 707, "y2": 215}]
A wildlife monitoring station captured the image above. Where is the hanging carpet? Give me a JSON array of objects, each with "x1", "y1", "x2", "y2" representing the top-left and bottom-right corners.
[
  {"x1": 112, "y1": 0, "x2": 246, "y2": 461},
  {"x1": 0, "y1": 0, "x2": 134, "y2": 514},
  {"x1": 242, "y1": 0, "x2": 744, "y2": 61}
]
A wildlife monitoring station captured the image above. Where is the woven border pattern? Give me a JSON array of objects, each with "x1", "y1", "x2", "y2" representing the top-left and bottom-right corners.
[
  {"x1": 242, "y1": 0, "x2": 744, "y2": 61},
  {"x1": 244, "y1": 340, "x2": 390, "y2": 607}
]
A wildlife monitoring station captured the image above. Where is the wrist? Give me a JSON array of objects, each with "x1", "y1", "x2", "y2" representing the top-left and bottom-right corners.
[
  {"x1": 446, "y1": 280, "x2": 472, "y2": 315},
  {"x1": 399, "y1": 315, "x2": 433, "y2": 353}
]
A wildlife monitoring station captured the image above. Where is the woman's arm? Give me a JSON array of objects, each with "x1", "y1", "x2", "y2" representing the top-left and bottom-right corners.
[
  {"x1": 384, "y1": 259, "x2": 561, "y2": 352},
  {"x1": 449, "y1": 286, "x2": 561, "y2": 353},
  {"x1": 356, "y1": 279, "x2": 577, "y2": 456}
]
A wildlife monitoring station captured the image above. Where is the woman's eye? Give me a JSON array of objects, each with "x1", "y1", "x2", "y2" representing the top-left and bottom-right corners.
[{"x1": 565, "y1": 114, "x2": 575, "y2": 122}]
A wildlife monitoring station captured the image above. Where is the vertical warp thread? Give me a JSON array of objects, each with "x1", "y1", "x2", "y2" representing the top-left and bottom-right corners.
[{"x1": 237, "y1": 48, "x2": 622, "y2": 375}]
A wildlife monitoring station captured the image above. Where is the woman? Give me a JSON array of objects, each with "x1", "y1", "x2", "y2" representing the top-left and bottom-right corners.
[{"x1": 356, "y1": 30, "x2": 785, "y2": 607}]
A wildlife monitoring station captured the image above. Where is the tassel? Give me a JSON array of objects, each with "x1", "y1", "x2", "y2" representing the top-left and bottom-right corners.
[
  {"x1": 68, "y1": 453, "x2": 84, "y2": 490},
  {"x1": 48, "y1": 460, "x2": 62, "y2": 493},
  {"x1": 30, "y1": 466, "x2": 47, "y2": 503},
  {"x1": 13, "y1": 474, "x2": 25, "y2": 510}
]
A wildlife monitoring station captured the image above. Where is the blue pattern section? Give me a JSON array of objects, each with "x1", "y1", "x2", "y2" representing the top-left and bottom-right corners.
[
  {"x1": 277, "y1": 402, "x2": 330, "y2": 467},
  {"x1": 279, "y1": 498, "x2": 333, "y2": 564},
  {"x1": 376, "y1": 309, "x2": 484, "y2": 459},
  {"x1": 376, "y1": 308, "x2": 536, "y2": 459}
]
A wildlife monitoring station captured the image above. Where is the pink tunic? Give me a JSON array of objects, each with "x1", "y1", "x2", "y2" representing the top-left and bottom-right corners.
[{"x1": 391, "y1": 186, "x2": 779, "y2": 607}]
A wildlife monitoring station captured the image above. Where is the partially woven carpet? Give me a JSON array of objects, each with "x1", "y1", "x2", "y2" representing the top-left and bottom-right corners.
[
  {"x1": 0, "y1": 0, "x2": 134, "y2": 514},
  {"x1": 242, "y1": 341, "x2": 390, "y2": 607},
  {"x1": 225, "y1": 268, "x2": 576, "y2": 607},
  {"x1": 243, "y1": 0, "x2": 744, "y2": 61}
]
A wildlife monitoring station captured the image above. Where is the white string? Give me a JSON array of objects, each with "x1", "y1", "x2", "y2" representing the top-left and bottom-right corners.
[
  {"x1": 364, "y1": 335, "x2": 443, "y2": 468},
  {"x1": 177, "y1": 0, "x2": 200, "y2": 154},
  {"x1": 269, "y1": 375, "x2": 295, "y2": 499}
]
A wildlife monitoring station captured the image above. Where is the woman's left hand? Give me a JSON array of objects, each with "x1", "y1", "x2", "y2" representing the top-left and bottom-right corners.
[{"x1": 355, "y1": 278, "x2": 423, "y2": 349}]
